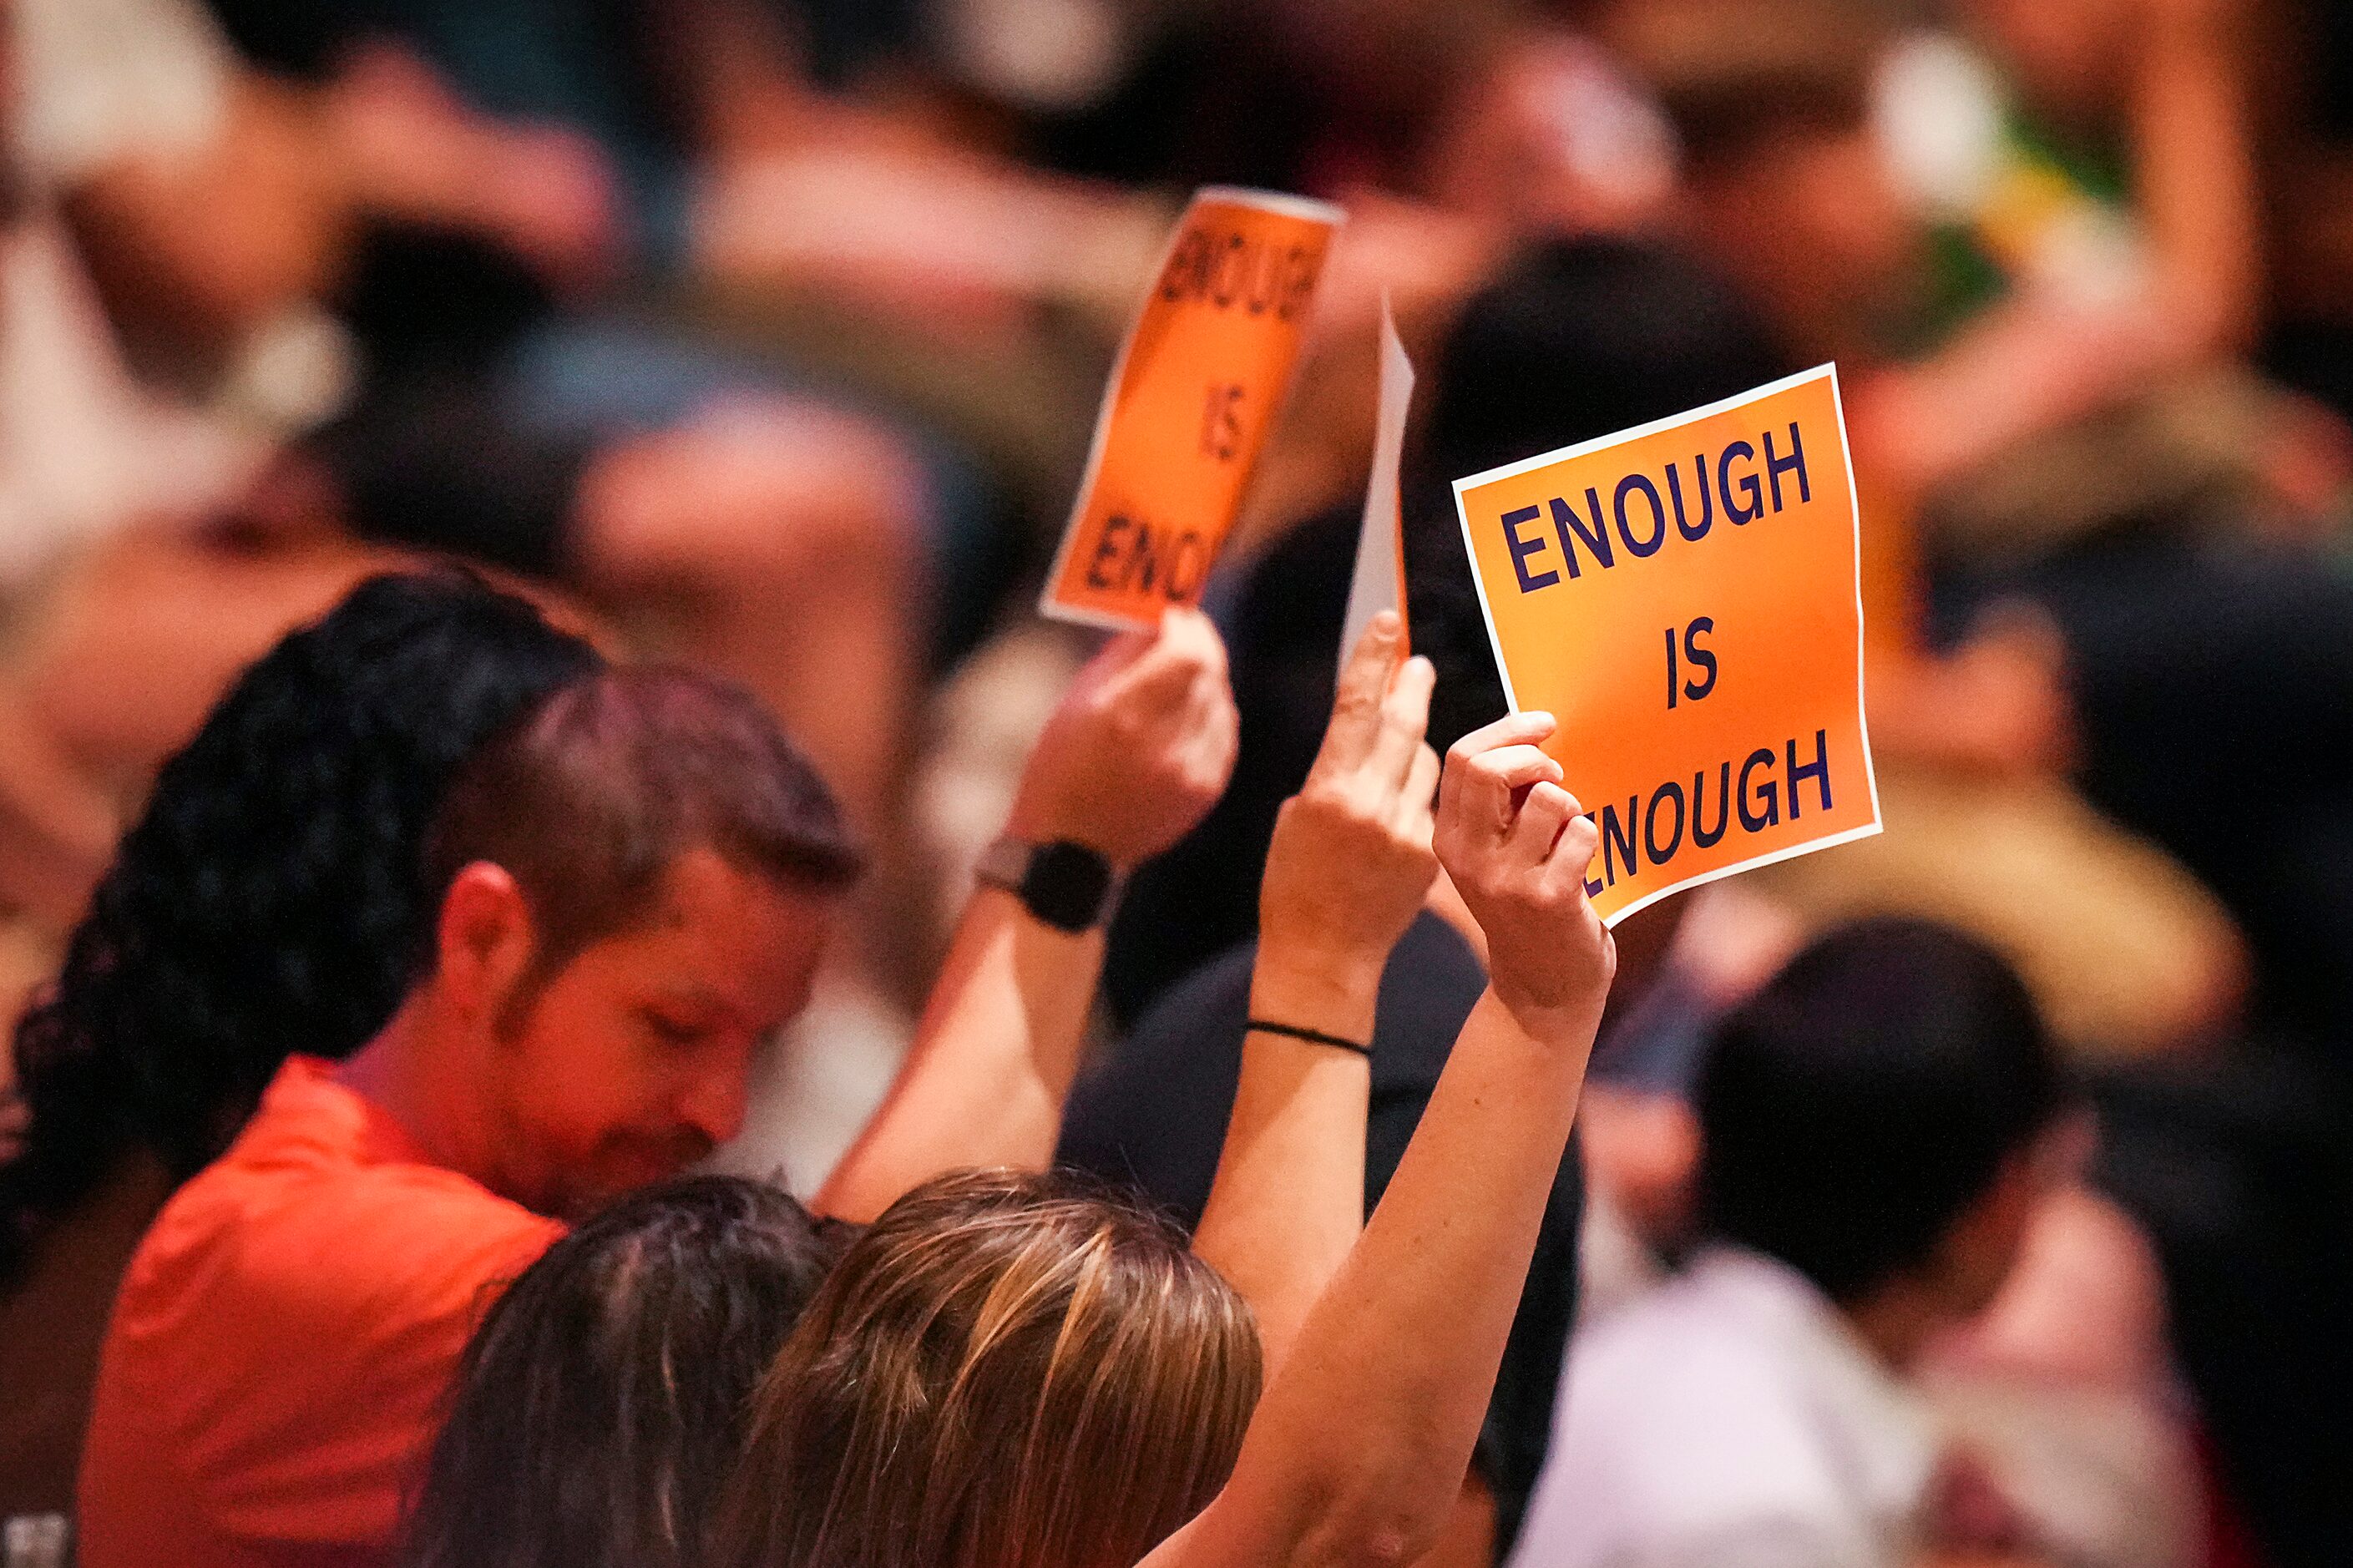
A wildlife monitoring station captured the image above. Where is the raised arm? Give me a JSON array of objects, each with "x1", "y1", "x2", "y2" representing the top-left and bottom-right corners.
[
  {"x1": 1192, "y1": 613, "x2": 1439, "y2": 1373},
  {"x1": 1149, "y1": 711, "x2": 1616, "y2": 1568},
  {"x1": 814, "y1": 609, "x2": 1237, "y2": 1222},
  {"x1": 1866, "y1": 0, "x2": 2258, "y2": 493}
]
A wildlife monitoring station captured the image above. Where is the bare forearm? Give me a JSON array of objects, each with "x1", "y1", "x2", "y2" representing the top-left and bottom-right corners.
[
  {"x1": 1869, "y1": 306, "x2": 2147, "y2": 488},
  {"x1": 2133, "y1": 9, "x2": 2258, "y2": 355},
  {"x1": 1879, "y1": 17, "x2": 2254, "y2": 490},
  {"x1": 1192, "y1": 955, "x2": 1377, "y2": 1373},
  {"x1": 1199, "y1": 613, "x2": 1439, "y2": 1377},
  {"x1": 813, "y1": 888, "x2": 1101, "y2": 1222},
  {"x1": 1185, "y1": 990, "x2": 1596, "y2": 1568},
  {"x1": 814, "y1": 607, "x2": 1234, "y2": 1222}
]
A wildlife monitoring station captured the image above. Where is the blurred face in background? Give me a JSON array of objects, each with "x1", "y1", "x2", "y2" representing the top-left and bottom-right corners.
[{"x1": 1688, "y1": 124, "x2": 1920, "y2": 362}]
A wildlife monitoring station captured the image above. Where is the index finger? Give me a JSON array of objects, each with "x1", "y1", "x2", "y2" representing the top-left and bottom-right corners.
[
  {"x1": 1445, "y1": 710, "x2": 1557, "y2": 766},
  {"x1": 1313, "y1": 611, "x2": 1408, "y2": 776},
  {"x1": 1438, "y1": 741, "x2": 1565, "y2": 841},
  {"x1": 1363, "y1": 654, "x2": 1436, "y2": 790}
]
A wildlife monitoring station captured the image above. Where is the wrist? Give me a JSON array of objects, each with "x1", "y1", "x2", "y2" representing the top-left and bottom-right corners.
[
  {"x1": 1487, "y1": 977, "x2": 1607, "y2": 1052},
  {"x1": 976, "y1": 833, "x2": 1120, "y2": 933},
  {"x1": 1004, "y1": 802, "x2": 1131, "y2": 874},
  {"x1": 1250, "y1": 953, "x2": 1383, "y2": 1044}
]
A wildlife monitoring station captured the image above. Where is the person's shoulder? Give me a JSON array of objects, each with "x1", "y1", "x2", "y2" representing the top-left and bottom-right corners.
[
  {"x1": 1058, "y1": 940, "x2": 1261, "y2": 1223},
  {"x1": 146, "y1": 1145, "x2": 550, "y2": 1295},
  {"x1": 1561, "y1": 1267, "x2": 1801, "y2": 1426},
  {"x1": 114, "y1": 1102, "x2": 559, "y2": 1373},
  {"x1": 1544, "y1": 1267, "x2": 1855, "y2": 1529}
]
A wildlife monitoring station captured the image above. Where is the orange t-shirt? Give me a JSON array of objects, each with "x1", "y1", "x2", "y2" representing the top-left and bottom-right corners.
[{"x1": 75, "y1": 1056, "x2": 563, "y2": 1568}]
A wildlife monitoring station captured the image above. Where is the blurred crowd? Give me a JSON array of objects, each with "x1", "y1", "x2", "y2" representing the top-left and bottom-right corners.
[{"x1": 3, "y1": 0, "x2": 2351, "y2": 1565}]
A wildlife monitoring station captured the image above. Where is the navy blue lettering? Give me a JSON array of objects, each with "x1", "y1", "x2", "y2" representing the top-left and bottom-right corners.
[
  {"x1": 1720, "y1": 441, "x2": 1763, "y2": 524},
  {"x1": 1668, "y1": 458, "x2": 1713, "y2": 541},
  {"x1": 1158, "y1": 231, "x2": 1209, "y2": 300},
  {"x1": 1682, "y1": 618, "x2": 1718, "y2": 701},
  {"x1": 1550, "y1": 492, "x2": 1616, "y2": 578},
  {"x1": 1644, "y1": 781, "x2": 1686, "y2": 865},
  {"x1": 1738, "y1": 747, "x2": 1780, "y2": 831},
  {"x1": 1276, "y1": 246, "x2": 1318, "y2": 321},
  {"x1": 1787, "y1": 728, "x2": 1833, "y2": 817},
  {"x1": 1763, "y1": 422, "x2": 1811, "y2": 509},
  {"x1": 1211, "y1": 233, "x2": 1246, "y2": 307},
  {"x1": 1502, "y1": 505, "x2": 1557, "y2": 592},
  {"x1": 1085, "y1": 514, "x2": 1133, "y2": 589},
  {"x1": 1692, "y1": 762, "x2": 1731, "y2": 847},
  {"x1": 1615, "y1": 473, "x2": 1667, "y2": 557},
  {"x1": 1600, "y1": 797, "x2": 1640, "y2": 887}
]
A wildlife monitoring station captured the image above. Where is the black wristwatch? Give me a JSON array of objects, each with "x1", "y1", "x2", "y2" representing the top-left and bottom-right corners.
[{"x1": 975, "y1": 835, "x2": 1118, "y2": 933}]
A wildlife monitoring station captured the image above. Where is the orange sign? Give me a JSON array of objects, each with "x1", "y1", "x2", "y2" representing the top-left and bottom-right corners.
[
  {"x1": 1042, "y1": 187, "x2": 1343, "y2": 630},
  {"x1": 1453, "y1": 365, "x2": 1880, "y2": 925}
]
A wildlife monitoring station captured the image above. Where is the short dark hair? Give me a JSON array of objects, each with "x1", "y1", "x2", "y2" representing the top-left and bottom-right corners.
[
  {"x1": 397, "y1": 1176, "x2": 854, "y2": 1568},
  {"x1": 3, "y1": 570, "x2": 600, "y2": 1285},
  {"x1": 1610, "y1": 0, "x2": 1885, "y2": 172},
  {"x1": 420, "y1": 666, "x2": 862, "y2": 979},
  {"x1": 1695, "y1": 918, "x2": 2062, "y2": 1303}
]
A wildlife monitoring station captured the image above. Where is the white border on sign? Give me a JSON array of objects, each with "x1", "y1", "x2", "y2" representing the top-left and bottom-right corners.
[
  {"x1": 1598, "y1": 819, "x2": 1886, "y2": 927},
  {"x1": 1039, "y1": 187, "x2": 1347, "y2": 632},
  {"x1": 1194, "y1": 186, "x2": 1349, "y2": 225},
  {"x1": 1447, "y1": 362, "x2": 1884, "y2": 928}
]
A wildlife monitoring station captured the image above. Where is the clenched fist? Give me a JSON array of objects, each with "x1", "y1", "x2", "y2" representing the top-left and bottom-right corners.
[
  {"x1": 1434, "y1": 711, "x2": 1616, "y2": 1045},
  {"x1": 1009, "y1": 608, "x2": 1239, "y2": 872}
]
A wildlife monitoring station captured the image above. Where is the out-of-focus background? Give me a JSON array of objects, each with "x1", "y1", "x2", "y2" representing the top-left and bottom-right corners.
[{"x1": 3, "y1": 0, "x2": 2349, "y2": 1564}]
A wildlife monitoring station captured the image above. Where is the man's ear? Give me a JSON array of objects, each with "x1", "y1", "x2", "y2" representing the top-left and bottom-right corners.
[{"x1": 433, "y1": 862, "x2": 537, "y2": 1024}]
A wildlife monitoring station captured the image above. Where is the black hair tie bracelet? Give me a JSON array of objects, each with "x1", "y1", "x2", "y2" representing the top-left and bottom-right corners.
[{"x1": 1244, "y1": 1019, "x2": 1372, "y2": 1059}]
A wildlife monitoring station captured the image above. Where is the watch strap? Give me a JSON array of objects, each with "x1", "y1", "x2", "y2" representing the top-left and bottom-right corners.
[{"x1": 975, "y1": 835, "x2": 1117, "y2": 933}]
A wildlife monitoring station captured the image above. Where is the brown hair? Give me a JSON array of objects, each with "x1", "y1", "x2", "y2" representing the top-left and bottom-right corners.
[
  {"x1": 712, "y1": 1169, "x2": 1263, "y2": 1568},
  {"x1": 1607, "y1": 0, "x2": 1885, "y2": 169},
  {"x1": 397, "y1": 1177, "x2": 853, "y2": 1568},
  {"x1": 419, "y1": 665, "x2": 861, "y2": 985}
]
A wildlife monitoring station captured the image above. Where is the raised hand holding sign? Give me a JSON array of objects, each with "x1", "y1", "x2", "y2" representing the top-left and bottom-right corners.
[
  {"x1": 1433, "y1": 711, "x2": 1617, "y2": 1049},
  {"x1": 1008, "y1": 608, "x2": 1239, "y2": 873},
  {"x1": 1451, "y1": 365, "x2": 1880, "y2": 925}
]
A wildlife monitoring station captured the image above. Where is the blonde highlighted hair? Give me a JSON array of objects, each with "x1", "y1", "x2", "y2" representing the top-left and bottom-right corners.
[{"x1": 713, "y1": 1168, "x2": 1263, "y2": 1568}]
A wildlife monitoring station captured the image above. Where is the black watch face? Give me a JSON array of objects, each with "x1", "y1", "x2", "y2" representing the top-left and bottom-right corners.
[{"x1": 1026, "y1": 841, "x2": 1114, "y2": 929}]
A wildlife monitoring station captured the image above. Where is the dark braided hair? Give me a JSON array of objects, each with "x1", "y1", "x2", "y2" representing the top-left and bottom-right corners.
[{"x1": 0, "y1": 570, "x2": 600, "y2": 1283}]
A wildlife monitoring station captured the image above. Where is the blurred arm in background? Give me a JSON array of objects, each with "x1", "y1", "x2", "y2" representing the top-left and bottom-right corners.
[
  {"x1": 814, "y1": 609, "x2": 1237, "y2": 1222},
  {"x1": 1865, "y1": 0, "x2": 2259, "y2": 495}
]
